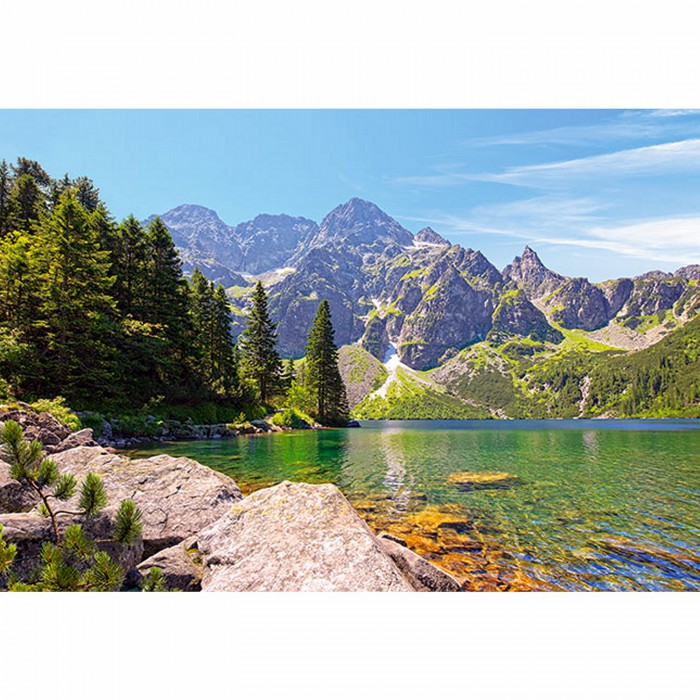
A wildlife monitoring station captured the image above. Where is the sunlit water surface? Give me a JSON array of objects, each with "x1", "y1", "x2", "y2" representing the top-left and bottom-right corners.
[{"x1": 130, "y1": 420, "x2": 700, "y2": 591}]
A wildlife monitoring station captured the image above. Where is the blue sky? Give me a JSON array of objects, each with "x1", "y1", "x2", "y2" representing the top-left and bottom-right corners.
[{"x1": 1, "y1": 109, "x2": 699, "y2": 280}]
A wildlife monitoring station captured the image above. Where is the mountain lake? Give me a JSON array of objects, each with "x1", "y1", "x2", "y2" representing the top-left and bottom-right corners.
[{"x1": 130, "y1": 419, "x2": 700, "y2": 591}]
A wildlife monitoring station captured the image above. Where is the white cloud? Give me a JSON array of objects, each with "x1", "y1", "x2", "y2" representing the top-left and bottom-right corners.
[
  {"x1": 484, "y1": 139, "x2": 700, "y2": 187},
  {"x1": 460, "y1": 110, "x2": 700, "y2": 148},
  {"x1": 581, "y1": 217, "x2": 700, "y2": 264}
]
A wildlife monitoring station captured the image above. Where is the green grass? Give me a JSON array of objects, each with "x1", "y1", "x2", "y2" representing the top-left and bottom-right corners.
[
  {"x1": 353, "y1": 366, "x2": 490, "y2": 420},
  {"x1": 555, "y1": 325, "x2": 623, "y2": 352}
]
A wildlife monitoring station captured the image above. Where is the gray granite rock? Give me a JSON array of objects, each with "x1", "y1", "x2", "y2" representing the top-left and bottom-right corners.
[{"x1": 197, "y1": 480, "x2": 414, "y2": 592}]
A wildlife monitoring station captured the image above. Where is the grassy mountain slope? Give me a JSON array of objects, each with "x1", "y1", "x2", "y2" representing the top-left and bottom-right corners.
[
  {"x1": 343, "y1": 318, "x2": 700, "y2": 419},
  {"x1": 352, "y1": 365, "x2": 491, "y2": 420}
]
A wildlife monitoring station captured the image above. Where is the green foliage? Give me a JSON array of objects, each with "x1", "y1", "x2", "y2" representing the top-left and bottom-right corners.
[
  {"x1": 113, "y1": 500, "x2": 143, "y2": 545},
  {"x1": 305, "y1": 299, "x2": 349, "y2": 426},
  {"x1": 281, "y1": 356, "x2": 296, "y2": 392},
  {"x1": 270, "y1": 407, "x2": 315, "y2": 429},
  {"x1": 0, "y1": 525, "x2": 17, "y2": 574},
  {"x1": 52, "y1": 473, "x2": 77, "y2": 501},
  {"x1": 189, "y1": 268, "x2": 239, "y2": 397},
  {"x1": 1, "y1": 419, "x2": 56, "y2": 484},
  {"x1": 283, "y1": 380, "x2": 317, "y2": 418},
  {"x1": 0, "y1": 158, "x2": 251, "y2": 412},
  {"x1": 0, "y1": 421, "x2": 142, "y2": 591},
  {"x1": 239, "y1": 281, "x2": 282, "y2": 404},
  {"x1": 29, "y1": 397, "x2": 81, "y2": 431},
  {"x1": 141, "y1": 566, "x2": 166, "y2": 592},
  {"x1": 79, "y1": 472, "x2": 108, "y2": 515}
]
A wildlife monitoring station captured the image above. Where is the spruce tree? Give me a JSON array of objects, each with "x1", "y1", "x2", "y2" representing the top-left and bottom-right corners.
[
  {"x1": 141, "y1": 217, "x2": 194, "y2": 396},
  {"x1": 143, "y1": 217, "x2": 188, "y2": 330},
  {"x1": 239, "y1": 281, "x2": 281, "y2": 404},
  {"x1": 281, "y1": 357, "x2": 296, "y2": 392},
  {"x1": 32, "y1": 189, "x2": 116, "y2": 399},
  {"x1": 305, "y1": 299, "x2": 349, "y2": 426},
  {"x1": 0, "y1": 160, "x2": 11, "y2": 238},
  {"x1": 213, "y1": 284, "x2": 236, "y2": 395},
  {"x1": 189, "y1": 268, "x2": 217, "y2": 387}
]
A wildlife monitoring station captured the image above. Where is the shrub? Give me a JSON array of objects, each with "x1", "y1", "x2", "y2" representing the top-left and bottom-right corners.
[
  {"x1": 270, "y1": 408, "x2": 314, "y2": 429},
  {"x1": 29, "y1": 397, "x2": 81, "y2": 431},
  {"x1": 0, "y1": 420, "x2": 143, "y2": 591}
]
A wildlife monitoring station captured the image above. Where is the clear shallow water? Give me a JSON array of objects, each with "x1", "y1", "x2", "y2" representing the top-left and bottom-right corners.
[{"x1": 130, "y1": 420, "x2": 700, "y2": 591}]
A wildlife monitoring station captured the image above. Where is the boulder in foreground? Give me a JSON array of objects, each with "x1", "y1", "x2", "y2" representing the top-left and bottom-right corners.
[
  {"x1": 197, "y1": 480, "x2": 414, "y2": 592},
  {"x1": 51, "y1": 447, "x2": 243, "y2": 556}
]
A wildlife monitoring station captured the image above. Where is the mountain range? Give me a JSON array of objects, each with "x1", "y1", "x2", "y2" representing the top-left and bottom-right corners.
[{"x1": 146, "y1": 198, "x2": 700, "y2": 419}]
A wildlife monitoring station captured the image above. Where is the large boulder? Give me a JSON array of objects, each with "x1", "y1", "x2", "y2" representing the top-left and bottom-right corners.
[
  {"x1": 197, "y1": 481, "x2": 415, "y2": 592},
  {"x1": 51, "y1": 447, "x2": 243, "y2": 557},
  {"x1": 135, "y1": 536, "x2": 202, "y2": 591}
]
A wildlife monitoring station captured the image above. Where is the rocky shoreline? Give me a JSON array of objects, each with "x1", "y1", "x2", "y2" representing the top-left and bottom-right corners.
[
  {"x1": 0, "y1": 410, "x2": 455, "y2": 592},
  {"x1": 84, "y1": 413, "x2": 360, "y2": 450}
]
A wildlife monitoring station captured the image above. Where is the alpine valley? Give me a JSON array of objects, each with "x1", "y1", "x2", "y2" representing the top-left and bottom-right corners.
[{"x1": 147, "y1": 198, "x2": 700, "y2": 420}]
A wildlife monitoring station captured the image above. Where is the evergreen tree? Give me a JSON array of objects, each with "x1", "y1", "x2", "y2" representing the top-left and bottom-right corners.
[
  {"x1": 73, "y1": 176, "x2": 101, "y2": 212},
  {"x1": 0, "y1": 420, "x2": 142, "y2": 591},
  {"x1": 142, "y1": 217, "x2": 189, "y2": 331},
  {"x1": 140, "y1": 216, "x2": 194, "y2": 397},
  {"x1": 305, "y1": 299, "x2": 349, "y2": 425},
  {"x1": 281, "y1": 356, "x2": 296, "y2": 392},
  {"x1": 110, "y1": 215, "x2": 149, "y2": 317},
  {"x1": 239, "y1": 281, "x2": 281, "y2": 404},
  {"x1": 189, "y1": 268, "x2": 217, "y2": 386},
  {"x1": 213, "y1": 284, "x2": 236, "y2": 395},
  {"x1": 0, "y1": 160, "x2": 11, "y2": 238},
  {"x1": 0, "y1": 230, "x2": 40, "y2": 334},
  {"x1": 6, "y1": 173, "x2": 43, "y2": 232},
  {"x1": 32, "y1": 189, "x2": 116, "y2": 399}
]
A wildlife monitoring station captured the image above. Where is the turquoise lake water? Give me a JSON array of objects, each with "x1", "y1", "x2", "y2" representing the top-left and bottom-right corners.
[{"x1": 130, "y1": 420, "x2": 700, "y2": 591}]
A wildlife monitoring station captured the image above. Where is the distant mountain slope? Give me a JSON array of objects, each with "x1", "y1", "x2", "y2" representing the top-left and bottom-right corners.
[{"x1": 147, "y1": 199, "x2": 700, "y2": 412}]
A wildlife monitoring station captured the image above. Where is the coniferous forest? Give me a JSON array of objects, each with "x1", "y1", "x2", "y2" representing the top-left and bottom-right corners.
[{"x1": 0, "y1": 157, "x2": 348, "y2": 426}]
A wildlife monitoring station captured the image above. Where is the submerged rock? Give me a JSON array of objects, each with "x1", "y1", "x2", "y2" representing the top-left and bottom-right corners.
[
  {"x1": 197, "y1": 480, "x2": 414, "y2": 592},
  {"x1": 447, "y1": 471, "x2": 519, "y2": 490}
]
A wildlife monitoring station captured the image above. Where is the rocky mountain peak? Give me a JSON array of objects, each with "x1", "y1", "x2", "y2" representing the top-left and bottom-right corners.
[
  {"x1": 311, "y1": 198, "x2": 414, "y2": 250},
  {"x1": 414, "y1": 227, "x2": 450, "y2": 246},
  {"x1": 235, "y1": 213, "x2": 319, "y2": 274},
  {"x1": 503, "y1": 246, "x2": 566, "y2": 300},
  {"x1": 675, "y1": 264, "x2": 700, "y2": 279}
]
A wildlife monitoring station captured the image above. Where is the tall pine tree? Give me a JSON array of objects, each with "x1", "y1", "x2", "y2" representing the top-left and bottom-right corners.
[
  {"x1": 239, "y1": 281, "x2": 281, "y2": 404},
  {"x1": 305, "y1": 299, "x2": 349, "y2": 426},
  {"x1": 32, "y1": 189, "x2": 116, "y2": 398}
]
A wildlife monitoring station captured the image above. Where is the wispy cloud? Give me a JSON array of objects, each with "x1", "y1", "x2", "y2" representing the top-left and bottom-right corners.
[
  {"x1": 483, "y1": 139, "x2": 700, "y2": 188},
  {"x1": 581, "y1": 216, "x2": 700, "y2": 264},
  {"x1": 389, "y1": 138, "x2": 700, "y2": 190},
  {"x1": 460, "y1": 110, "x2": 700, "y2": 148}
]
